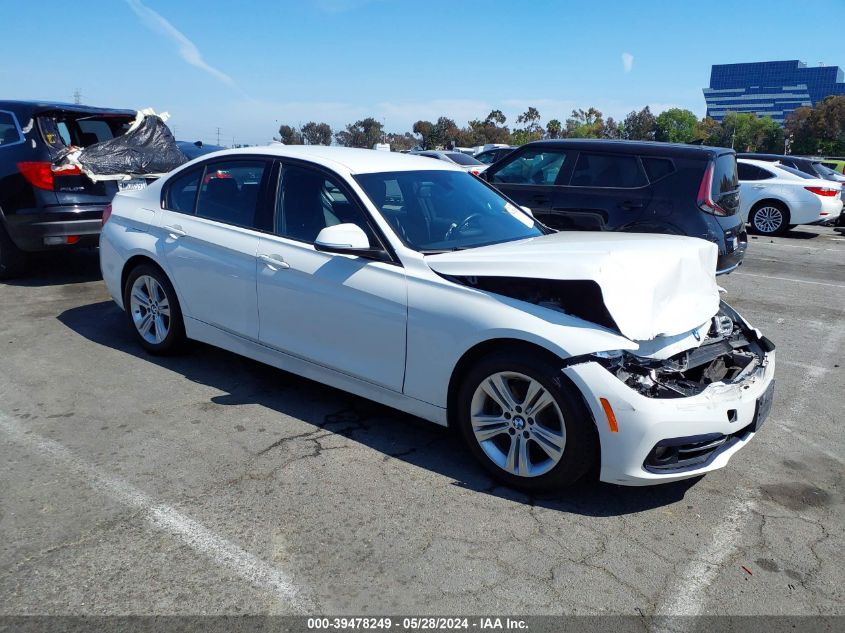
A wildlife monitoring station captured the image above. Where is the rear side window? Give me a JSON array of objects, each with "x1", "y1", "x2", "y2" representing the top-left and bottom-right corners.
[
  {"x1": 488, "y1": 149, "x2": 567, "y2": 185},
  {"x1": 164, "y1": 169, "x2": 202, "y2": 213},
  {"x1": 712, "y1": 154, "x2": 739, "y2": 194},
  {"x1": 737, "y1": 163, "x2": 773, "y2": 181},
  {"x1": 196, "y1": 160, "x2": 268, "y2": 229},
  {"x1": 0, "y1": 111, "x2": 22, "y2": 147},
  {"x1": 641, "y1": 157, "x2": 675, "y2": 182},
  {"x1": 570, "y1": 153, "x2": 647, "y2": 188}
]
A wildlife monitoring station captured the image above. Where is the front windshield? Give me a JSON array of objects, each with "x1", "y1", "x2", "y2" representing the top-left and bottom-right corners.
[
  {"x1": 445, "y1": 152, "x2": 483, "y2": 166},
  {"x1": 355, "y1": 170, "x2": 544, "y2": 252}
]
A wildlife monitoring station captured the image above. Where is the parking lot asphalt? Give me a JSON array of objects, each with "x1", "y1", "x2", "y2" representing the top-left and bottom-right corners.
[{"x1": 0, "y1": 226, "x2": 842, "y2": 617}]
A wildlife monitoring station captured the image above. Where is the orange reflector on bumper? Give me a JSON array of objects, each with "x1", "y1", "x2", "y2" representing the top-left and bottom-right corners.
[{"x1": 599, "y1": 398, "x2": 618, "y2": 433}]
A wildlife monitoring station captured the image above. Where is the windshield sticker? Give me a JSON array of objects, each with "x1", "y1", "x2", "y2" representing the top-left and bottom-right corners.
[{"x1": 504, "y1": 202, "x2": 534, "y2": 228}]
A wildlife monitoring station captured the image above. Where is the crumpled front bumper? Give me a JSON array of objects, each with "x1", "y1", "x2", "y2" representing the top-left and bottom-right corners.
[{"x1": 563, "y1": 345, "x2": 776, "y2": 486}]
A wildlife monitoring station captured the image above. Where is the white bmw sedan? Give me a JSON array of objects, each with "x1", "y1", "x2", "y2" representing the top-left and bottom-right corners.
[{"x1": 100, "y1": 146, "x2": 775, "y2": 489}]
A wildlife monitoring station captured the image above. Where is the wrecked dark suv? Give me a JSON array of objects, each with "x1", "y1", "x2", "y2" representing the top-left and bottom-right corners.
[
  {"x1": 483, "y1": 139, "x2": 747, "y2": 275},
  {"x1": 0, "y1": 101, "x2": 186, "y2": 278}
]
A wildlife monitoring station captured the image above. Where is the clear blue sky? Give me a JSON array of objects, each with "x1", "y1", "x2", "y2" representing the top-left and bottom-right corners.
[{"x1": 1, "y1": 0, "x2": 842, "y2": 145}]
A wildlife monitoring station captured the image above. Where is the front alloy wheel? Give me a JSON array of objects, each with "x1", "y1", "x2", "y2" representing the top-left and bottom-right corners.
[
  {"x1": 471, "y1": 371, "x2": 567, "y2": 477},
  {"x1": 457, "y1": 351, "x2": 598, "y2": 490}
]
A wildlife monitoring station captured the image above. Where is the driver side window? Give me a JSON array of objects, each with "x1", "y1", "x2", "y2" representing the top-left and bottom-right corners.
[{"x1": 275, "y1": 164, "x2": 377, "y2": 245}]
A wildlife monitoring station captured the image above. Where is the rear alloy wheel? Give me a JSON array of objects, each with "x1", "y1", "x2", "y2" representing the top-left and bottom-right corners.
[
  {"x1": 750, "y1": 203, "x2": 788, "y2": 236},
  {"x1": 123, "y1": 264, "x2": 185, "y2": 354},
  {"x1": 457, "y1": 351, "x2": 597, "y2": 490}
]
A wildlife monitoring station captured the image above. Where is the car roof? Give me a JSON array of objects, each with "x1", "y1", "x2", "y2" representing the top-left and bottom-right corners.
[
  {"x1": 738, "y1": 158, "x2": 785, "y2": 169},
  {"x1": 526, "y1": 138, "x2": 733, "y2": 158},
  {"x1": 0, "y1": 100, "x2": 136, "y2": 117},
  {"x1": 191, "y1": 145, "x2": 461, "y2": 175},
  {"x1": 736, "y1": 153, "x2": 819, "y2": 164}
]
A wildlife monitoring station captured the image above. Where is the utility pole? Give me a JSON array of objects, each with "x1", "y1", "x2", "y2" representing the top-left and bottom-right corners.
[
  {"x1": 216, "y1": 127, "x2": 221, "y2": 146},
  {"x1": 73, "y1": 89, "x2": 82, "y2": 105}
]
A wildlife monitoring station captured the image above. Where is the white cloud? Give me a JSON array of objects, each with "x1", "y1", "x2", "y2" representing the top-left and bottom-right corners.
[
  {"x1": 622, "y1": 52, "x2": 634, "y2": 73},
  {"x1": 125, "y1": 0, "x2": 236, "y2": 89}
]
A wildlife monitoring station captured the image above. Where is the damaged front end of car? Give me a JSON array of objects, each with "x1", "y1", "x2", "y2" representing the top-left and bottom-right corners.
[
  {"x1": 586, "y1": 302, "x2": 775, "y2": 399},
  {"x1": 446, "y1": 274, "x2": 773, "y2": 401}
]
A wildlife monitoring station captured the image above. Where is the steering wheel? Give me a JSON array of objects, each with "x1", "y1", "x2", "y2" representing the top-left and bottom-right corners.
[{"x1": 445, "y1": 213, "x2": 483, "y2": 241}]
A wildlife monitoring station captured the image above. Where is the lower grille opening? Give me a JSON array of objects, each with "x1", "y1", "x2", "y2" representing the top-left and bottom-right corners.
[{"x1": 644, "y1": 425, "x2": 752, "y2": 473}]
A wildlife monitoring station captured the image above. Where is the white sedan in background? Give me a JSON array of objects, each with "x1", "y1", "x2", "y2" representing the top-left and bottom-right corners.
[
  {"x1": 411, "y1": 150, "x2": 488, "y2": 176},
  {"x1": 100, "y1": 146, "x2": 775, "y2": 489},
  {"x1": 737, "y1": 158, "x2": 843, "y2": 235}
]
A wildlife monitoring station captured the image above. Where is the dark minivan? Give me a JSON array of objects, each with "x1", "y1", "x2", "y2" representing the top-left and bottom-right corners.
[
  {"x1": 483, "y1": 139, "x2": 746, "y2": 274},
  {"x1": 0, "y1": 100, "x2": 139, "y2": 278}
]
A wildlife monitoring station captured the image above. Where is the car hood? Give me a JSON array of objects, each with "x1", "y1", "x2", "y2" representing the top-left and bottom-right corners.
[{"x1": 425, "y1": 231, "x2": 720, "y2": 341}]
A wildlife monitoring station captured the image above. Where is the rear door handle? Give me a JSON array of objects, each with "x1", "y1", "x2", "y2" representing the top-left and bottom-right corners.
[
  {"x1": 258, "y1": 254, "x2": 290, "y2": 270},
  {"x1": 163, "y1": 224, "x2": 187, "y2": 238}
]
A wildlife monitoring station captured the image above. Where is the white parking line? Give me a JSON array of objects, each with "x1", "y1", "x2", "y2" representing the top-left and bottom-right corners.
[
  {"x1": 733, "y1": 272, "x2": 845, "y2": 289},
  {"x1": 655, "y1": 499, "x2": 755, "y2": 619},
  {"x1": 0, "y1": 412, "x2": 312, "y2": 612}
]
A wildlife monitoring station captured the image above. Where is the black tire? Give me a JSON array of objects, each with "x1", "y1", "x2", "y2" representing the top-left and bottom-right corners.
[
  {"x1": 123, "y1": 263, "x2": 186, "y2": 355},
  {"x1": 456, "y1": 350, "x2": 599, "y2": 491},
  {"x1": 749, "y1": 202, "x2": 789, "y2": 236},
  {"x1": 0, "y1": 220, "x2": 27, "y2": 280}
]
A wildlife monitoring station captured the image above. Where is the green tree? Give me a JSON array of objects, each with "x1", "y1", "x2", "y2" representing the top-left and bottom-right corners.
[
  {"x1": 386, "y1": 131, "x2": 417, "y2": 151},
  {"x1": 277, "y1": 124, "x2": 302, "y2": 145},
  {"x1": 718, "y1": 112, "x2": 784, "y2": 152},
  {"x1": 603, "y1": 117, "x2": 622, "y2": 139},
  {"x1": 655, "y1": 108, "x2": 699, "y2": 143},
  {"x1": 694, "y1": 117, "x2": 725, "y2": 146},
  {"x1": 335, "y1": 117, "x2": 384, "y2": 148},
  {"x1": 621, "y1": 106, "x2": 656, "y2": 141},
  {"x1": 786, "y1": 96, "x2": 845, "y2": 155},
  {"x1": 511, "y1": 106, "x2": 543, "y2": 145},
  {"x1": 545, "y1": 119, "x2": 562, "y2": 139},
  {"x1": 412, "y1": 120, "x2": 435, "y2": 149},
  {"x1": 300, "y1": 121, "x2": 332, "y2": 145},
  {"x1": 564, "y1": 107, "x2": 604, "y2": 138},
  {"x1": 434, "y1": 116, "x2": 459, "y2": 148}
]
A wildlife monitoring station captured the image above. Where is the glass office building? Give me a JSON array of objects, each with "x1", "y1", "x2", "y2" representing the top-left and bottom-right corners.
[{"x1": 703, "y1": 60, "x2": 845, "y2": 125}]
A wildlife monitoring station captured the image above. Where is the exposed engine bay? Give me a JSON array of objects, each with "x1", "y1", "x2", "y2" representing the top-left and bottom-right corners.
[
  {"x1": 593, "y1": 302, "x2": 775, "y2": 398},
  {"x1": 447, "y1": 275, "x2": 774, "y2": 399}
]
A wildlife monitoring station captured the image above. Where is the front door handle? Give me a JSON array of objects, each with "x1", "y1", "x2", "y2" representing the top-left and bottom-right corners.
[
  {"x1": 258, "y1": 254, "x2": 290, "y2": 270},
  {"x1": 163, "y1": 224, "x2": 187, "y2": 239}
]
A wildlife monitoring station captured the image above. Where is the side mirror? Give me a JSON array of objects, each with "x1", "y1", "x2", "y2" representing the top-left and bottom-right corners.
[
  {"x1": 314, "y1": 223, "x2": 392, "y2": 262},
  {"x1": 315, "y1": 223, "x2": 371, "y2": 250},
  {"x1": 520, "y1": 205, "x2": 535, "y2": 218}
]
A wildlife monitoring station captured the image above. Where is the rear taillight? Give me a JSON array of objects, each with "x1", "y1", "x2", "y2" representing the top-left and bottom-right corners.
[
  {"x1": 17, "y1": 161, "x2": 54, "y2": 190},
  {"x1": 102, "y1": 203, "x2": 113, "y2": 226},
  {"x1": 469, "y1": 169, "x2": 481, "y2": 176},
  {"x1": 697, "y1": 162, "x2": 727, "y2": 216},
  {"x1": 805, "y1": 186, "x2": 838, "y2": 197}
]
